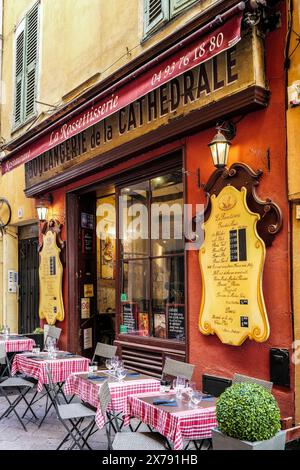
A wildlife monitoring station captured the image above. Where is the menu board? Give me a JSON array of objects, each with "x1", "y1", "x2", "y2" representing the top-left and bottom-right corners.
[
  {"x1": 39, "y1": 229, "x2": 65, "y2": 325},
  {"x1": 167, "y1": 304, "x2": 185, "y2": 340},
  {"x1": 121, "y1": 302, "x2": 137, "y2": 333},
  {"x1": 199, "y1": 186, "x2": 269, "y2": 346}
]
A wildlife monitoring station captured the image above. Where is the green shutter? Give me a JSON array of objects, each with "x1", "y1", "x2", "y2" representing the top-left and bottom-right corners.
[
  {"x1": 24, "y1": 3, "x2": 39, "y2": 120},
  {"x1": 13, "y1": 21, "x2": 26, "y2": 127},
  {"x1": 170, "y1": 0, "x2": 196, "y2": 18},
  {"x1": 144, "y1": 0, "x2": 169, "y2": 35}
]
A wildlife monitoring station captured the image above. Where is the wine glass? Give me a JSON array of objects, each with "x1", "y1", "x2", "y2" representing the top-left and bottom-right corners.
[
  {"x1": 191, "y1": 391, "x2": 203, "y2": 407},
  {"x1": 173, "y1": 376, "x2": 185, "y2": 398},
  {"x1": 105, "y1": 358, "x2": 113, "y2": 371},
  {"x1": 186, "y1": 381, "x2": 196, "y2": 407},
  {"x1": 111, "y1": 356, "x2": 119, "y2": 374},
  {"x1": 116, "y1": 366, "x2": 126, "y2": 382}
]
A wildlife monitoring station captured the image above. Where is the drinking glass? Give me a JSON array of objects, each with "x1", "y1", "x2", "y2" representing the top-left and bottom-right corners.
[
  {"x1": 186, "y1": 381, "x2": 196, "y2": 407},
  {"x1": 116, "y1": 367, "x2": 126, "y2": 382},
  {"x1": 111, "y1": 356, "x2": 119, "y2": 374},
  {"x1": 174, "y1": 376, "x2": 185, "y2": 398},
  {"x1": 105, "y1": 358, "x2": 112, "y2": 371},
  {"x1": 191, "y1": 391, "x2": 203, "y2": 407}
]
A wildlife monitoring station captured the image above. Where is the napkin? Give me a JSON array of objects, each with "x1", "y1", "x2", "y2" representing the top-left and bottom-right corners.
[
  {"x1": 153, "y1": 399, "x2": 177, "y2": 406},
  {"x1": 87, "y1": 375, "x2": 106, "y2": 381},
  {"x1": 201, "y1": 394, "x2": 214, "y2": 401},
  {"x1": 126, "y1": 372, "x2": 140, "y2": 377}
]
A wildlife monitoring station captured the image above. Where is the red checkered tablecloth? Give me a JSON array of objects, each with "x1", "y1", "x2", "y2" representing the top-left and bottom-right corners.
[
  {"x1": 11, "y1": 354, "x2": 90, "y2": 392},
  {"x1": 64, "y1": 373, "x2": 161, "y2": 428},
  {"x1": 128, "y1": 392, "x2": 217, "y2": 450},
  {"x1": 0, "y1": 337, "x2": 35, "y2": 353}
]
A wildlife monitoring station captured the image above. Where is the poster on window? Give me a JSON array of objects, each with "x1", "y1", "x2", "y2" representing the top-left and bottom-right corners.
[
  {"x1": 138, "y1": 312, "x2": 149, "y2": 337},
  {"x1": 154, "y1": 313, "x2": 167, "y2": 339}
]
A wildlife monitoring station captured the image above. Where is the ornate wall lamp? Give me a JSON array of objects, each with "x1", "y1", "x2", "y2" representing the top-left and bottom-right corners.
[
  {"x1": 36, "y1": 194, "x2": 53, "y2": 222},
  {"x1": 208, "y1": 121, "x2": 236, "y2": 169}
]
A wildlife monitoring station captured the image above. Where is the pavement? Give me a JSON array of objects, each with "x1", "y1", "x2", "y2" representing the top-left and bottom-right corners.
[{"x1": 0, "y1": 390, "x2": 110, "y2": 450}]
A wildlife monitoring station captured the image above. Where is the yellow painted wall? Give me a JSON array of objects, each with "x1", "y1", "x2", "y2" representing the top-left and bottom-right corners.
[
  {"x1": 1, "y1": 0, "x2": 218, "y2": 141},
  {"x1": 287, "y1": 0, "x2": 300, "y2": 200},
  {"x1": 0, "y1": 0, "x2": 219, "y2": 331},
  {"x1": 288, "y1": 1, "x2": 300, "y2": 424}
]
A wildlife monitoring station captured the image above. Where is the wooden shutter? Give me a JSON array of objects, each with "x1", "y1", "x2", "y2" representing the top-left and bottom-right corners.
[
  {"x1": 24, "y1": 3, "x2": 39, "y2": 120},
  {"x1": 170, "y1": 0, "x2": 196, "y2": 18},
  {"x1": 144, "y1": 0, "x2": 169, "y2": 35},
  {"x1": 13, "y1": 20, "x2": 26, "y2": 127}
]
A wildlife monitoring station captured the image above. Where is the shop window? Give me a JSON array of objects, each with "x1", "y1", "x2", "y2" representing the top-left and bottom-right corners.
[
  {"x1": 144, "y1": 0, "x2": 197, "y2": 36},
  {"x1": 120, "y1": 170, "x2": 185, "y2": 341},
  {"x1": 13, "y1": 2, "x2": 40, "y2": 129}
]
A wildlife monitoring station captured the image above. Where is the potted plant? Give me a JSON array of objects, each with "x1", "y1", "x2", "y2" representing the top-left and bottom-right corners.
[{"x1": 212, "y1": 382, "x2": 286, "y2": 450}]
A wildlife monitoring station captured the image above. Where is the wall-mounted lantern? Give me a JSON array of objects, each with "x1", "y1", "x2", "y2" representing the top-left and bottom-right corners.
[
  {"x1": 36, "y1": 194, "x2": 53, "y2": 222},
  {"x1": 208, "y1": 121, "x2": 236, "y2": 169}
]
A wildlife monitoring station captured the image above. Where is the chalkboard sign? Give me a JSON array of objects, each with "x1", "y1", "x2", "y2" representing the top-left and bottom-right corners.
[
  {"x1": 121, "y1": 302, "x2": 137, "y2": 334},
  {"x1": 167, "y1": 304, "x2": 185, "y2": 340},
  {"x1": 82, "y1": 230, "x2": 94, "y2": 254}
]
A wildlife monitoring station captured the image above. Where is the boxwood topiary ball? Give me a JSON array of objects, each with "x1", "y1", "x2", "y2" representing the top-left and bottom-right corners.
[{"x1": 216, "y1": 382, "x2": 281, "y2": 442}]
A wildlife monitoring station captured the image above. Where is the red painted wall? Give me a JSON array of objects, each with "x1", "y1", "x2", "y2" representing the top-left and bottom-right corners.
[
  {"x1": 186, "y1": 6, "x2": 294, "y2": 419},
  {"x1": 50, "y1": 3, "x2": 294, "y2": 419}
]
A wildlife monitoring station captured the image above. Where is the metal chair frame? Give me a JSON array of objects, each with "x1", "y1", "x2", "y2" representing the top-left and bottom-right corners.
[
  {"x1": 0, "y1": 343, "x2": 36, "y2": 431},
  {"x1": 45, "y1": 364, "x2": 96, "y2": 450}
]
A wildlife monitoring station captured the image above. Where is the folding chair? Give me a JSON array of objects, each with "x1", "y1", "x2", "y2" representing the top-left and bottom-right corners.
[
  {"x1": 43, "y1": 324, "x2": 62, "y2": 350},
  {"x1": 91, "y1": 342, "x2": 117, "y2": 365},
  {"x1": 45, "y1": 364, "x2": 97, "y2": 450},
  {"x1": 22, "y1": 324, "x2": 63, "y2": 421},
  {"x1": 232, "y1": 373, "x2": 273, "y2": 392},
  {"x1": 162, "y1": 357, "x2": 195, "y2": 381},
  {"x1": 0, "y1": 343, "x2": 36, "y2": 431},
  {"x1": 98, "y1": 380, "x2": 168, "y2": 450}
]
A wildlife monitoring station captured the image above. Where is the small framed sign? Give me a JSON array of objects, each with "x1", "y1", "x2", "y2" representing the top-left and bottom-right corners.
[
  {"x1": 167, "y1": 303, "x2": 185, "y2": 340},
  {"x1": 81, "y1": 298, "x2": 90, "y2": 319},
  {"x1": 81, "y1": 212, "x2": 94, "y2": 229},
  {"x1": 84, "y1": 284, "x2": 94, "y2": 298},
  {"x1": 82, "y1": 229, "x2": 94, "y2": 254},
  {"x1": 121, "y1": 302, "x2": 137, "y2": 334}
]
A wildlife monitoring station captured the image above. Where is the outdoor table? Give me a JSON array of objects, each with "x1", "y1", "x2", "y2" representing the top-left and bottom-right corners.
[
  {"x1": 0, "y1": 334, "x2": 36, "y2": 378},
  {"x1": 64, "y1": 369, "x2": 161, "y2": 429},
  {"x1": 11, "y1": 351, "x2": 90, "y2": 426},
  {"x1": 128, "y1": 391, "x2": 217, "y2": 450},
  {"x1": 0, "y1": 334, "x2": 35, "y2": 353}
]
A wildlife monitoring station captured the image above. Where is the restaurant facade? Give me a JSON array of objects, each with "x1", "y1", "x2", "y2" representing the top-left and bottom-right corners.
[{"x1": 0, "y1": 0, "x2": 296, "y2": 422}]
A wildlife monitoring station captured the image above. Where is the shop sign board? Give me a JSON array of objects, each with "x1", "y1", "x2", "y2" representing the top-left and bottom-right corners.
[
  {"x1": 23, "y1": 30, "x2": 264, "y2": 190},
  {"x1": 198, "y1": 185, "x2": 269, "y2": 346},
  {"x1": 39, "y1": 228, "x2": 65, "y2": 325}
]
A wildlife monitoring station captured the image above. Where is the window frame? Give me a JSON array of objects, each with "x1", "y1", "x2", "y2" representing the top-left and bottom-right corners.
[
  {"x1": 117, "y1": 167, "x2": 186, "y2": 342},
  {"x1": 12, "y1": 1, "x2": 40, "y2": 131},
  {"x1": 143, "y1": 0, "x2": 197, "y2": 38}
]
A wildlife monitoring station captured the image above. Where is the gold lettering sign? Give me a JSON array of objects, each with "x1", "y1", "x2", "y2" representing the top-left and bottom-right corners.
[
  {"x1": 25, "y1": 33, "x2": 265, "y2": 190},
  {"x1": 198, "y1": 186, "x2": 269, "y2": 346},
  {"x1": 39, "y1": 228, "x2": 65, "y2": 325}
]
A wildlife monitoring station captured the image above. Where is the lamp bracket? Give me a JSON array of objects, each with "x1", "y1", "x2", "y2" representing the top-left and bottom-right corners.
[
  {"x1": 202, "y1": 162, "x2": 282, "y2": 247},
  {"x1": 216, "y1": 121, "x2": 236, "y2": 141}
]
